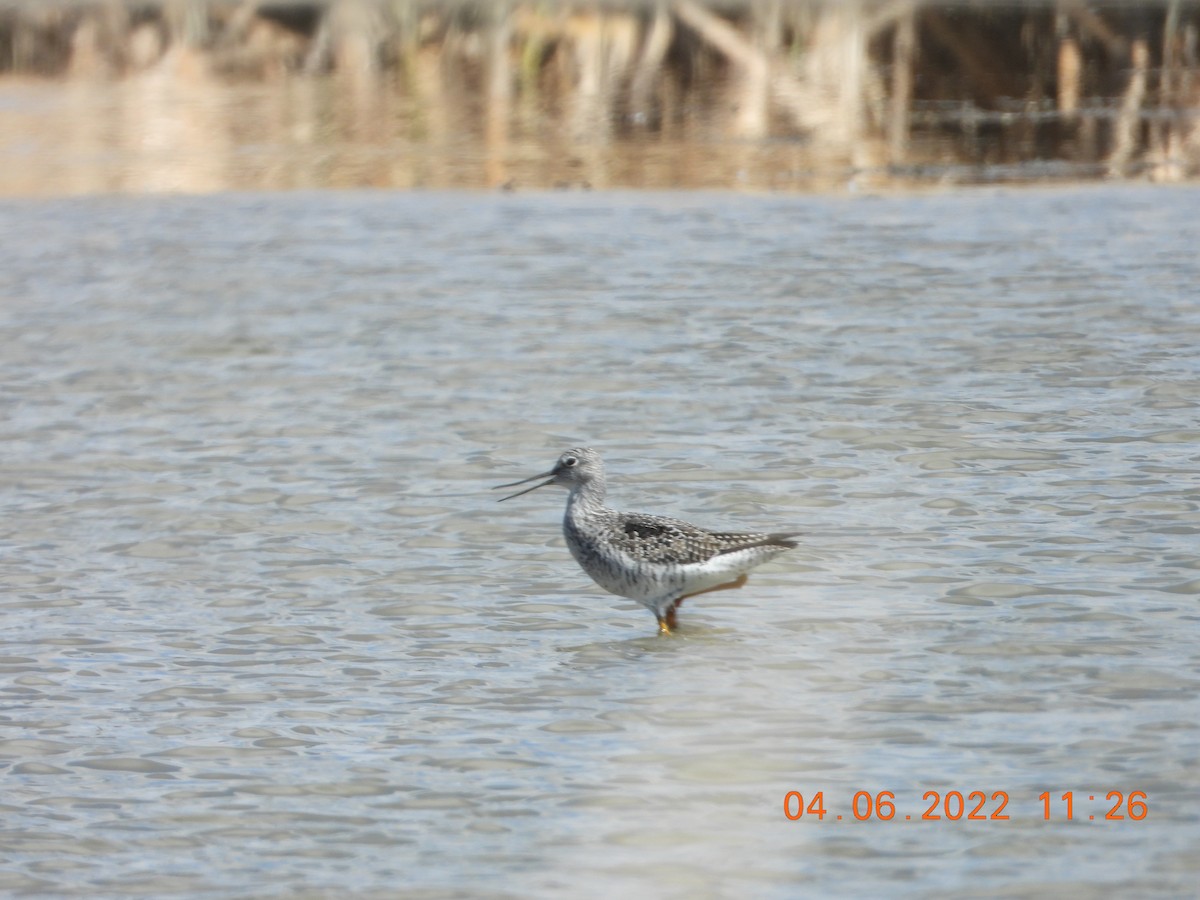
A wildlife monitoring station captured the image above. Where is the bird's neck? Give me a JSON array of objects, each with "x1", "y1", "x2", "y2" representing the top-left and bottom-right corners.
[{"x1": 565, "y1": 478, "x2": 606, "y2": 518}]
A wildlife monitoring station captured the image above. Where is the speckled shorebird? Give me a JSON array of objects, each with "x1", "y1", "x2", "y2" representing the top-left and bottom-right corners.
[{"x1": 495, "y1": 448, "x2": 799, "y2": 634}]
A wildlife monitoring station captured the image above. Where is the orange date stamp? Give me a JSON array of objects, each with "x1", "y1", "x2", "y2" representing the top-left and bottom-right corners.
[{"x1": 783, "y1": 790, "x2": 1148, "y2": 822}]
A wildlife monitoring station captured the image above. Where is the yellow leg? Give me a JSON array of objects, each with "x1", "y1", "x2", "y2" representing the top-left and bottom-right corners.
[
  {"x1": 657, "y1": 574, "x2": 750, "y2": 634},
  {"x1": 678, "y1": 573, "x2": 748, "y2": 602}
]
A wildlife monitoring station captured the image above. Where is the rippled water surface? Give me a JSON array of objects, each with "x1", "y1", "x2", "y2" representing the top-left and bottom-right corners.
[{"x1": 2, "y1": 186, "x2": 1199, "y2": 897}]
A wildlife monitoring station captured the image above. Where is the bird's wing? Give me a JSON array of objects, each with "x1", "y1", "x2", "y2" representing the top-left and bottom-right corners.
[
  {"x1": 609, "y1": 513, "x2": 789, "y2": 566},
  {"x1": 709, "y1": 531, "x2": 802, "y2": 555}
]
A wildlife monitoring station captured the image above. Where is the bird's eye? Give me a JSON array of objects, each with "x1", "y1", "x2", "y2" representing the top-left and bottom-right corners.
[{"x1": 563, "y1": 456, "x2": 578, "y2": 467}]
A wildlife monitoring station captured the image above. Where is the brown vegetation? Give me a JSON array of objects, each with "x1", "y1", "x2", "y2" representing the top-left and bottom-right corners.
[{"x1": 0, "y1": 1, "x2": 1196, "y2": 190}]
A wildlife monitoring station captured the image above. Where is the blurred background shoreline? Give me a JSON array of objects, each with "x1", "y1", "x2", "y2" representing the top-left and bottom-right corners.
[{"x1": 0, "y1": 0, "x2": 1197, "y2": 194}]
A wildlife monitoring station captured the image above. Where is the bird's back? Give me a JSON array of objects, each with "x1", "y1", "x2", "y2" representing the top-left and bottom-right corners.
[{"x1": 566, "y1": 502, "x2": 796, "y2": 566}]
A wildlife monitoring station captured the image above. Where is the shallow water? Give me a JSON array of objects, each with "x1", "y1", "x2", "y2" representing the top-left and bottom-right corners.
[{"x1": 1, "y1": 185, "x2": 1198, "y2": 897}]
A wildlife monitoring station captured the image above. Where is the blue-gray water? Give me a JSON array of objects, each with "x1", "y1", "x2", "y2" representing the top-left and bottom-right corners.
[{"x1": 1, "y1": 186, "x2": 1198, "y2": 897}]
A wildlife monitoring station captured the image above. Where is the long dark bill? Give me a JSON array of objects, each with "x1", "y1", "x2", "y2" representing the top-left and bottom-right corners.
[{"x1": 493, "y1": 469, "x2": 556, "y2": 502}]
